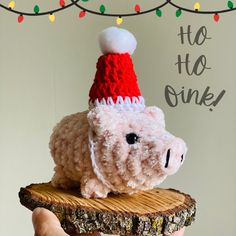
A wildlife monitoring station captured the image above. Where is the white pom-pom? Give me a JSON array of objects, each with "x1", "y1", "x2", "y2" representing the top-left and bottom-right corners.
[{"x1": 99, "y1": 27, "x2": 137, "y2": 55}]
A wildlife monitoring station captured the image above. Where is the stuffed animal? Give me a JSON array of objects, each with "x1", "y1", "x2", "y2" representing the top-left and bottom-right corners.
[{"x1": 50, "y1": 27, "x2": 187, "y2": 199}]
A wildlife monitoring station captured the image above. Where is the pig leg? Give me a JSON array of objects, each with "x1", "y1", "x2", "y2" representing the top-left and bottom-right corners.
[
  {"x1": 80, "y1": 174, "x2": 110, "y2": 198},
  {"x1": 51, "y1": 165, "x2": 79, "y2": 189}
]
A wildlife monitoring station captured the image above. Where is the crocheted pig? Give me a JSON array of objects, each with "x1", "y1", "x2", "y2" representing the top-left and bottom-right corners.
[{"x1": 50, "y1": 27, "x2": 187, "y2": 199}]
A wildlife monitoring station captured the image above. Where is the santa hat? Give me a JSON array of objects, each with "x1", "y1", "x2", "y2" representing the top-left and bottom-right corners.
[{"x1": 89, "y1": 27, "x2": 145, "y2": 111}]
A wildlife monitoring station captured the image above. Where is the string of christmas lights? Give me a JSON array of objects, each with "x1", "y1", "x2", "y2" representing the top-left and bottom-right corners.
[
  {"x1": 0, "y1": 0, "x2": 236, "y2": 23},
  {"x1": 0, "y1": 0, "x2": 80, "y2": 22}
]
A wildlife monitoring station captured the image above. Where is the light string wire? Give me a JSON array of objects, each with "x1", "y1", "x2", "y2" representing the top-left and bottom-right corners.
[
  {"x1": 0, "y1": 0, "x2": 80, "y2": 16},
  {"x1": 0, "y1": 0, "x2": 236, "y2": 18},
  {"x1": 167, "y1": 0, "x2": 236, "y2": 14},
  {"x1": 71, "y1": 0, "x2": 169, "y2": 17}
]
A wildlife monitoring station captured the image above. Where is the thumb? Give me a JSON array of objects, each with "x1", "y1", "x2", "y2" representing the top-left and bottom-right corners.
[
  {"x1": 166, "y1": 227, "x2": 185, "y2": 236},
  {"x1": 32, "y1": 208, "x2": 68, "y2": 236}
]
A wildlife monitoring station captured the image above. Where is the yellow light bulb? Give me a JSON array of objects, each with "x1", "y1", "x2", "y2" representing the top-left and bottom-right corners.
[
  {"x1": 8, "y1": 1, "x2": 15, "y2": 9},
  {"x1": 49, "y1": 13, "x2": 56, "y2": 22},
  {"x1": 194, "y1": 2, "x2": 200, "y2": 11},
  {"x1": 116, "y1": 17, "x2": 123, "y2": 25}
]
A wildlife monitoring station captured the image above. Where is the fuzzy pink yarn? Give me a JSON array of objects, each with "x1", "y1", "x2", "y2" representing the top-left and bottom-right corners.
[{"x1": 50, "y1": 106, "x2": 187, "y2": 198}]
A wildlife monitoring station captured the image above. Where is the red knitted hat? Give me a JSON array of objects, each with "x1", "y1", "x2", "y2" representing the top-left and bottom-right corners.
[{"x1": 89, "y1": 27, "x2": 145, "y2": 111}]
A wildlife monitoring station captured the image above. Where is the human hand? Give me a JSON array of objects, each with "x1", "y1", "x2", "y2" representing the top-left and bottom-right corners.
[
  {"x1": 166, "y1": 227, "x2": 185, "y2": 236},
  {"x1": 32, "y1": 208, "x2": 100, "y2": 236},
  {"x1": 32, "y1": 208, "x2": 184, "y2": 236},
  {"x1": 32, "y1": 207, "x2": 68, "y2": 236}
]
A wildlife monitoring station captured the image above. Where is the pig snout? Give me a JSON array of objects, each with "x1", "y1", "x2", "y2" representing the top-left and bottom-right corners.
[{"x1": 161, "y1": 138, "x2": 187, "y2": 175}]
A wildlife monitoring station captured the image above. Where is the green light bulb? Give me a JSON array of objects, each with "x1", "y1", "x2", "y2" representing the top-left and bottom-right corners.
[
  {"x1": 100, "y1": 4, "x2": 105, "y2": 14},
  {"x1": 156, "y1": 9, "x2": 162, "y2": 17},
  {"x1": 176, "y1": 9, "x2": 182, "y2": 17},
  {"x1": 34, "y1": 5, "x2": 40, "y2": 14},
  {"x1": 227, "y1": 1, "x2": 234, "y2": 9}
]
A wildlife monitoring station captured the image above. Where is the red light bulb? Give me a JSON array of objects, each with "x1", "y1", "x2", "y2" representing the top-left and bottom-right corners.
[
  {"x1": 134, "y1": 4, "x2": 140, "y2": 13},
  {"x1": 214, "y1": 13, "x2": 220, "y2": 22},
  {"x1": 59, "y1": 0, "x2": 65, "y2": 7},
  {"x1": 79, "y1": 11, "x2": 86, "y2": 18},
  {"x1": 18, "y1": 15, "x2": 24, "y2": 23}
]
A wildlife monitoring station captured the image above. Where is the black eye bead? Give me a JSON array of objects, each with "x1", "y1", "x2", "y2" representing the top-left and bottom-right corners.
[{"x1": 126, "y1": 133, "x2": 139, "y2": 145}]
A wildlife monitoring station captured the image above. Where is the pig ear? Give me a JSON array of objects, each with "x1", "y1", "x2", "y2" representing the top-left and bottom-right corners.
[
  {"x1": 144, "y1": 106, "x2": 165, "y2": 128},
  {"x1": 87, "y1": 106, "x2": 119, "y2": 134}
]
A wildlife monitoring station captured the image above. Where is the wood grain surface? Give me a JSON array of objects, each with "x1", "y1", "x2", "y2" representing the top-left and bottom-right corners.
[{"x1": 19, "y1": 182, "x2": 196, "y2": 235}]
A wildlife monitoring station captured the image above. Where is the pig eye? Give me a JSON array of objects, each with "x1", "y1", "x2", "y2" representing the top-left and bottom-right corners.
[{"x1": 126, "y1": 133, "x2": 139, "y2": 145}]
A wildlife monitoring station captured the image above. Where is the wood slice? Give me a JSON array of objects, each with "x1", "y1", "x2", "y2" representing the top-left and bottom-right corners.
[{"x1": 19, "y1": 183, "x2": 196, "y2": 236}]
